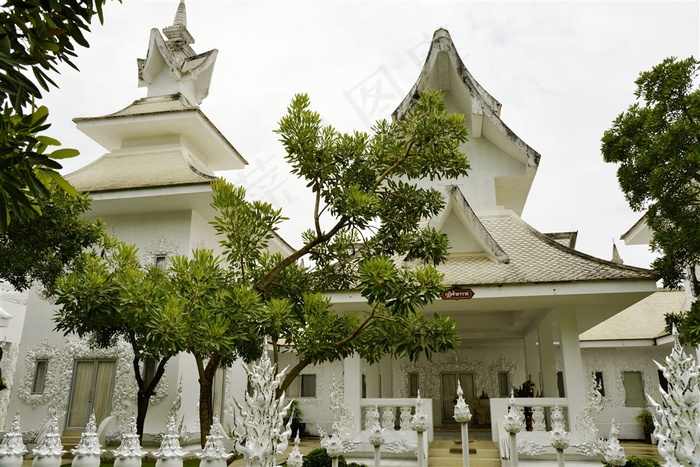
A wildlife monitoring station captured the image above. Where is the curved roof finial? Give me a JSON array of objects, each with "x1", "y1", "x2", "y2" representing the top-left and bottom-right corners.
[{"x1": 173, "y1": 0, "x2": 187, "y2": 28}]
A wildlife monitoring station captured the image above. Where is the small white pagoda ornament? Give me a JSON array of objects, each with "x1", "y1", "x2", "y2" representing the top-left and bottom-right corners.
[
  {"x1": 286, "y1": 435, "x2": 303, "y2": 467},
  {"x1": 367, "y1": 405, "x2": 384, "y2": 467},
  {"x1": 112, "y1": 416, "x2": 146, "y2": 467},
  {"x1": 322, "y1": 432, "x2": 344, "y2": 467},
  {"x1": 503, "y1": 391, "x2": 523, "y2": 467},
  {"x1": 603, "y1": 421, "x2": 626, "y2": 467},
  {"x1": 411, "y1": 391, "x2": 429, "y2": 467},
  {"x1": 549, "y1": 406, "x2": 569, "y2": 467},
  {"x1": 0, "y1": 413, "x2": 28, "y2": 467},
  {"x1": 233, "y1": 349, "x2": 292, "y2": 467},
  {"x1": 153, "y1": 414, "x2": 189, "y2": 467},
  {"x1": 196, "y1": 420, "x2": 232, "y2": 467},
  {"x1": 453, "y1": 380, "x2": 472, "y2": 467},
  {"x1": 71, "y1": 413, "x2": 105, "y2": 467},
  {"x1": 32, "y1": 413, "x2": 65, "y2": 467}
]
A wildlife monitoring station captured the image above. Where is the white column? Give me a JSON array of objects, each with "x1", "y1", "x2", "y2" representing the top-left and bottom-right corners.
[
  {"x1": 538, "y1": 323, "x2": 558, "y2": 398},
  {"x1": 558, "y1": 306, "x2": 586, "y2": 439},
  {"x1": 524, "y1": 329, "x2": 541, "y2": 393},
  {"x1": 344, "y1": 354, "x2": 362, "y2": 436}
]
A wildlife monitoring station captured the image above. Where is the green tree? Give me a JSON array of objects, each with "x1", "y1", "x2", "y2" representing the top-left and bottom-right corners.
[
  {"x1": 0, "y1": 183, "x2": 104, "y2": 292},
  {"x1": 54, "y1": 242, "x2": 181, "y2": 440},
  {"x1": 602, "y1": 56, "x2": 700, "y2": 344},
  {"x1": 0, "y1": 0, "x2": 118, "y2": 231},
  {"x1": 182, "y1": 89, "x2": 468, "y2": 445}
]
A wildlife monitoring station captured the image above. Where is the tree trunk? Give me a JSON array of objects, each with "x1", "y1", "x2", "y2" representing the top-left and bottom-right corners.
[
  {"x1": 276, "y1": 357, "x2": 311, "y2": 399},
  {"x1": 197, "y1": 352, "x2": 222, "y2": 448},
  {"x1": 133, "y1": 355, "x2": 170, "y2": 442}
]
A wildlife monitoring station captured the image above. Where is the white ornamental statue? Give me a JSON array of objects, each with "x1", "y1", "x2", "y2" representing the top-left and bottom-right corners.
[
  {"x1": 112, "y1": 416, "x2": 146, "y2": 467},
  {"x1": 153, "y1": 413, "x2": 189, "y2": 467},
  {"x1": 575, "y1": 372, "x2": 606, "y2": 457},
  {"x1": 322, "y1": 432, "x2": 344, "y2": 467},
  {"x1": 286, "y1": 435, "x2": 303, "y2": 467},
  {"x1": 197, "y1": 420, "x2": 233, "y2": 467},
  {"x1": 550, "y1": 405, "x2": 570, "y2": 467},
  {"x1": 411, "y1": 391, "x2": 429, "y2": 467},
  {"x1": 71, "y1": 413, "x2": 105, "y2": 467},
  {"x1": 603, "y1": 420, "x2": 626, "y2": 467},
  {"x1": 233, "y1": 350, "x2": 292, "y2": 467},
  {"x1": 453, "y1": 380, "x2": 472, "y2": 467},
  {"x1": 32, "y1": 413, "x2": 65, "y2": 467},
  {"x1": 647, "y1": 329, "x2": 700, "y2": 466},
  {"x1": 503, "y1": 392, "x2": 523, "y2": 467},
  {"x1": 0, "y1": 413, "x2": 28, "y2": 467}
]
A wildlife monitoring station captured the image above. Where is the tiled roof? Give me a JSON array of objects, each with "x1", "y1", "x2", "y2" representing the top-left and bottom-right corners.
[
  {"x1": 412, "y1": 211, "x2": 656, "y2": 286},
  {"x1": 580, "y1": 290, "x2": 689, "y2": 341},
  {"x1": 67, "y1": 148, "x2": 214, "y2": 192}
]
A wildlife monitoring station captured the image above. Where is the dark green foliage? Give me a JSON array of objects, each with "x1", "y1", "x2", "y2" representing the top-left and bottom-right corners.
[
  {"x1": 301, "y1": 448, "x2": 347, "y2": 467},
  {"x1": 0, "y1": 184, "x2": 104, "y2": 291},
  {"x1": 602, "y1": 56, "x2": 700, "y2": 345},
  {"x1": 0, "y1": 0, "x2": 120, "y2": 231},
  {"x1": 603, "y1": 456, "x2": 661, "y2": 467}
]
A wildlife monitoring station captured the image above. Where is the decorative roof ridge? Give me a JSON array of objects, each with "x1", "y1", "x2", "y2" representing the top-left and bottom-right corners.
[
  {"x1": 392, "y1": 28, "x2": 541, "y2": 168},
  {"x1": 74, "y1": 93, "x2": 194, "y2": 121},
  {"x1": 430, "y1": 185, "x2": 510, "y2": 263}
]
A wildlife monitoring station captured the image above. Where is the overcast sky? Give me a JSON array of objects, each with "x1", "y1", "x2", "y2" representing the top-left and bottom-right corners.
[{"x1": 42, "y1": 0, "x2": 699, "y2": 269}]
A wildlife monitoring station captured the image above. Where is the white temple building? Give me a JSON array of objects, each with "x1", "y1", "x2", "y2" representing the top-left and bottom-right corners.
[{"x1": 0, "y1": 0, "x2": 684, "y2": 457}]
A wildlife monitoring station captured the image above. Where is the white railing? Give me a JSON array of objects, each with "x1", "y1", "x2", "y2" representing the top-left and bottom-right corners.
[
  {"x1": 360, "y1": 398, "x2": 432, "y2": 464},
  {"x1": 490, "y1": 397, "x2": 568, "y2": 458}
]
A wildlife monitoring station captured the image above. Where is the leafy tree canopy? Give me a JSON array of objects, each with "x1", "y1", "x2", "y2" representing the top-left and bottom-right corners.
[
  {"x1": 602, "y1": 56, "x2": 700, "y2": 288},
  {"x1": 54, "y1": 241, "x2": 184, "y2": 438},
  {"x1": 602, "y1": 56, "x2": 700, "y2": 344},
  {"x1": 0, "y1": 0, "x2": 118, "y2": 231},
  {"x1": 0, "y1": 183, "x2": 104, "y2": 291}
]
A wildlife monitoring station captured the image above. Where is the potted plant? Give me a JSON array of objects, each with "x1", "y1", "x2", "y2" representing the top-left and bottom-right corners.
[
  {"x1": 284, "y1": 400, "x2": 306, "y2": 438},
  {"x1": 635, "y1": 408, "x2": 655, "y2": 443}
]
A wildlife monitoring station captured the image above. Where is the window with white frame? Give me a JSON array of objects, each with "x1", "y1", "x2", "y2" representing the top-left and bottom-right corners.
[
  {"x1": 594, "y1": 371, "x2": 606, "y2": 397},
  {"x1": 498, "y1": 371, "x2": 510, "y2": 397},
  {"x1": 287, "y1": 374, "x2": 317, "y2": 398},
  {"x1": 32, "y1": 359, "x2": 48, "y2": 394},
  {"x1": 623, "y1": 371, "x2": 645, "y2": 407},
  {"x1": 408, "y1": 372, "x2": 419, "y2": 397},
  {"x1": 154, "y1": 254, "x2": 168, "y2": 270}
]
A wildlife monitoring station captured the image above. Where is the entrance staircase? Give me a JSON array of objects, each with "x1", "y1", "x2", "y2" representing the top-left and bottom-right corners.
[
  {"x1": 429, "y1": 438, "x2": 501, "y2": 467},
  {"x1": 60, "y1": 430, "x2": 82, "y2": 457}
]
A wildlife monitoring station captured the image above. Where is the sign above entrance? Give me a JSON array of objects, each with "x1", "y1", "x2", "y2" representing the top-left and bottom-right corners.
[{"x1": 441, "y1": 287, "x2": 475, "y2": 300}]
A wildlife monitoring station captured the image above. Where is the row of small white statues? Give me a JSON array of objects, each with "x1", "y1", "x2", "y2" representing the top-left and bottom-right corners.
[{"x1": 2, "y1": 329, "x2": 698, "y2": 467}]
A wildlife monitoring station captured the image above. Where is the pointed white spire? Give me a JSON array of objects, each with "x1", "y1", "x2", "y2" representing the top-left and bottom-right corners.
[
  {"x1": 172, "y1": 0, "x2": 187, "y2": 28},
  {"x1": 611, "y1": 240, "x2": 624, "y2": 265},
  {"x1": 138, "y1": 0, "x2": 218, "y2": 106}
]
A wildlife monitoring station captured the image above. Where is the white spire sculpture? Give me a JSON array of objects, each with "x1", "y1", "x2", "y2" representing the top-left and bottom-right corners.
[
  {"x1": 411, "y1": 391, "x2": 429, "y2": 467},
  {"x1": 549, "y1": 406, "x2": 569, "y2": 467},
  {"x1": 453, "y1": 380, "x2": 472, "y2": 467},
  {"x1": 71, "y1": 413, "x2": 105, "y2": 467},
  {"x1": 32, "y1": 413, "x2": 65, "y2": 467},
  {"x1": 197, "y1": 420, "x2": 232, "y2": 467},
  {"x1": 137, "y1": 0, "x2": 218, "y2": 106},
  {"x1": 286, "y1": 435, "x2": 303, "y2": 467},
  {"x1": 603, "y1": 421, "x2": 626, "y2": 467},
  {"x1": 153, "y1": 414, "x2": 189, "y2": 467},
  {"x1": 112, "y1": 416, "x2": 146, "y2": 467},
  {"x1": 233, "y1": 350, "x2": 292, "y2": 467},
  {"x1": 0, "y1": 413, "x2": 28, "y2": 467},
  {"x1": 647, "y1": 328, "x2": 700, "y2": 466},
  {"x1": 503, "y1": 391, "x2": 524, "y2": 467},
  {"x1": 575, "y1": 372, "x2": 606, "y2": 456}
]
